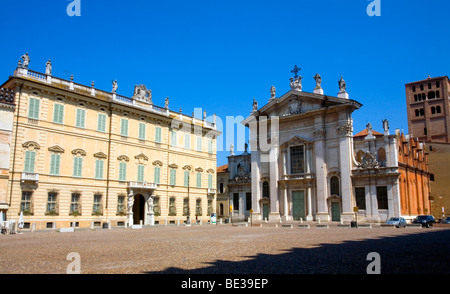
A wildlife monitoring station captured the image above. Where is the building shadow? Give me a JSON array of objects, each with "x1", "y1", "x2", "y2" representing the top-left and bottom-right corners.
[{"x1": 144, "y1": 229, "x2": 450, "y2": 274}]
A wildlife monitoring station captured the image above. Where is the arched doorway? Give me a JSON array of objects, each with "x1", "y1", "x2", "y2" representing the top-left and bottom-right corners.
[{"x1": 133, "y1": 194, "x2": 145, "y2": 225}]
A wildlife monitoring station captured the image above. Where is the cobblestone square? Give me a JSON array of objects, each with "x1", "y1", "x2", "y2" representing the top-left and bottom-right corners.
[{"x1": 0, "y1": 224, "x2": 449, "y2": 274}]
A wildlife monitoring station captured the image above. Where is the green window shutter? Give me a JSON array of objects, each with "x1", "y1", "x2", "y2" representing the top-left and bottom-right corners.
[
  {"x1": 184, "y1": 171, "x2": 189, "y2": 187},
  {"x1": 53, "y1": 104, "x2": 64, "y2": 124},
  {"x1": 155, "y1": 127, "x2": 162, "y2": 143},
  {"x1": 121, "y1": 119, "x2": 128, "y2": 136},
  {"x1": 28, "y1": 98, "x2": 40, "y2": 119},
  {"x1": 24, "y1": 151, "x2": 35, "y2": 173},
  {"x1": 208, "y1": 139, "x2": 213, "y2": 153},
  {"x1": 139, "y1": 123, "x2": 146, "y2": 140},
  {"x1": 73, "y1": 157, "x2": 82, "y2": 177},
  {"x1": 196, "y1": 172, "x2": 201, "y2": 188},
  {"x1": 154, "y1": 166, "x2": 160, "y2": 184},
  {"x1": 171, "y1": 131, "x2": 177, "y2": 147},
  {"x1": 119, "y1": 162, "x2": 127, "y2": 181},
  {"x1": 170, "y1": 169, "x2": 176, "y2": 186},
  {"x1": 97, "y1": 113, "x2": 106, "y2": 132},
  {"x1": 76, "y1": 109, "x2": 85, "y2": 128},
  {"x1": 50, "y1": 154, "x2": 60, "y2": 175},
  {"x1": 197, "y1": 137, "x2": 202, "y2": 151},
  {"x1": 185, "y1": 134, "x2": 190, "y2": 149},
  {"x1": 95, "y1": 160, "x2": 104, "y2": 179},
  {"x1": 137, "y1": 165, "x2": 144, "y2": 182},
  {"x1": 208, "y1": 174, "x2": 213, "y2": 189}
]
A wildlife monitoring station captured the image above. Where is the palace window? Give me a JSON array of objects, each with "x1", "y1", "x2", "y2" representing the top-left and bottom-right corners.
[
  {"x1": 355, "y1": 187, "x2": 366, "y2": 210},
  {"x1": 70, "y1": 193, "x2": 81, "y2": 215},
  {"x1": 155, "y1": 126, "x2": 162, "y2": 143},
  {"x1": 97, "y1": 113, "x2": 106, "y2": 132},
  {"x1": 184, "y1": 170, "x2": 189, "y2": 187},
  {"x1": 184, "y1": 133, "x2": 191, "y2": 149},
  {"x1": 21, "y1": 191, "x2": 33, "y2": 214},
  {"x1": 183, "y1": 198, "x2": 189, "y2": 216},
  {"x1": 170, "y1": 168, "x2": 176, "y2": 186},
  {"x1": 197, "y1": 136, "x2": 202, "y2": 151},
  {"x1": 376, "y1": 186, "x2": 388, "y2": 210},
  {"x1": 436, "y1": 81, "x2": 440, "y2": 88},
  {"x1": 208, "y1": 139, "x2": 213, "y2": 154},
  {"x1": 154, "y1": 166, "x2": 161, "y2": 184},
  {"x1": 208, "y1": 198, "x2": 213, "y2": 215},
  {"x1": 138, "y1": 122, "x2": 146, "y2": 140},
  {"x1": 49, "y1": 153, "x2": 61, "y2": 176},
  {"x1": 290, "y1": 145, "x2": 305, "y2": 174},
  {"x1": 196, "y1": 172, "x2": 202, "y2": 188},
  {"x1": 75, "y1": 108, "x2": 86, "y2": 128},
  {"x1": 93, "y1": 194, "x2": 102, "y2": 215},
  {"x1": 118, "y1": 162, "x2": 127, "y2": 181},
  {"x1": 120, "y1": 118, "x2": 129, "y2": 137},
  {"x1": 28, "y1": 97, "x2": 40, "y2": 120},
  {"x1": 196, "y1": 198, "x2": 202, "y2": 216},
  {"x1": 24, "y1": 150, "x2": 36, "y2": 173},
  {"x1": 46, "y1": 192, "x2": 58, "y2": 215},
  {"x1": 137, "y1": 165, "x2": 144, "y2": 182},
  {"x1": 436, "y1": 106, "x2": 442, "y2": 113},
  {"x1": 117, "y1": 195, "x2": 125, "y2": 215},
  {"x1": 73, "y1": 157, "x2": 83, "y2": 177},
  {"x1": 208, "y1": 174, "x2": 213, "y2": 189},
  {"x1": 153, "y1": 197, "x2": 160, "y2": 216},
  {"x1": 53, "y1": 103, "x2": 64, "y2": 124},
  {"x1": 169, "y1": 197, "x2": 176, "y2": 216},
  {"x1": 171, "y1": 130, "x2": 177, "y2": 147},
  {"x1": 95, "y1": 159, "x2": 104, "y2": 179}
]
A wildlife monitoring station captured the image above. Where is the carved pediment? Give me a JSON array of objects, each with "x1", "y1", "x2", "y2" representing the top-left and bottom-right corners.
[
  {"x1": 135, "y1": 153, "x2": 149, "y2": 161},
  {"x1": 195, "y1": 167, "x2": 204, "y2": 172},
  {"x1": 48, "y1": 145, "x2": 64, "y2": 153},
  {"x1": 206, "y1": 168, "x2": 215, "y2": 174},
  {"x1": 23, "y1": 141, "x2": 40, "y2": 150},
  {"x1": 117, "y1": 155, "x2": 130, "y2": 162},
  {"x1": 280, "y1": 136, "x2": 312, "y2": 150},
  {"x1": 94, "y1": 152, "x2": 107, "y2": 159},
  {"x1": 182, "y1": 165, "x2": 192, "y2": 171},
  {"x1": 168, "y1": 163, "x2": 178, "y2": 169},
  {"x1": 71, "y1": 149, "x2": 86, "y2": 156},
  {"x1": 152, "y1": 160, "x2": 163, "y2": 166}
]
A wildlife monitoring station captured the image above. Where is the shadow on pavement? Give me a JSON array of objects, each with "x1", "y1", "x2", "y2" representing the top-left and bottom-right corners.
[{"x1": 144, "y1": 228, "x2": 450, "y2": 274}]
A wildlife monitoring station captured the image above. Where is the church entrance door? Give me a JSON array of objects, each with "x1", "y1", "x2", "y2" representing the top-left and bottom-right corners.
[
  {"x1": 262, "y1": 204, "x2": 269, "y2": 221},
  {"x1": 292, "y1": 191, "x2": 305, "y2": 220},
  {"x1": 331, "y1": 202, "x2": 341, "y2": 221}
]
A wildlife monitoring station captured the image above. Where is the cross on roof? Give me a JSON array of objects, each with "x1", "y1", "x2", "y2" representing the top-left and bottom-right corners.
[{"x1": 291, "y1": 65, "x2": 301, "y2": 78}]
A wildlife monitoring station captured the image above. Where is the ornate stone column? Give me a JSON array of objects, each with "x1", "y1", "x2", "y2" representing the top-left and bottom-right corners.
[{"x1": 313, "y1": 127, "x2": 328, "y2": 221}]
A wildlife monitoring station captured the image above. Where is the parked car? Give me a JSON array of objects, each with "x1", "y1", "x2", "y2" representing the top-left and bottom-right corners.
[
  {"x1": 412, "y1": 215, "x2": 436, "y2": 228},
  {"x1": 385, "y1": 217, "x2": 407, "y2": 228},
  {"x1": 441, "y1": 217, "x2": 450, "y2": 224}
]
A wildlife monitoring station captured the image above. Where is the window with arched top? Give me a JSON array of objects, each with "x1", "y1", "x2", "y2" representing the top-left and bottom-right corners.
[
  {"x1": 262, "y1": 181, "x2": 270, "y2": 198},
  {"x1": 330, "y1": 176, "x2": 340, "y2": 196}
]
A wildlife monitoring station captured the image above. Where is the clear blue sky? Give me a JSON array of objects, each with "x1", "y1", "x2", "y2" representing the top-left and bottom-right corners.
[{"x1": 1, "y1": 0, "x2": 449, "y2": 167}]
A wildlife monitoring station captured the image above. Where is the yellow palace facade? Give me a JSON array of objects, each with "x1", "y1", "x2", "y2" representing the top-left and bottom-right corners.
[{"x1": 0, "y1": 56, "x2": 220, "y2": 230}]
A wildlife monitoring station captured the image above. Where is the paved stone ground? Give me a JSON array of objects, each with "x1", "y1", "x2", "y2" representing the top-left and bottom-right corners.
[{"x1": 0, "y1": 223, "x2": 449, "y2": 274}]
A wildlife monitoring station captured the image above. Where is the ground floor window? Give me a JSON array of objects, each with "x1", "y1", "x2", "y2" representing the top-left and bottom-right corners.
[
  {"x1": 376, "y1": 186, "x2": 388, "y2": 210},
  {"x1": 117, "y1": 195, "x2": 125, "y2": 215},
  {"x1": 246, "y1": 192, "x2": 252, "y2": 211},
  {"x1": 355, "y1": 187, "x2": 366, "y2": 210},
  {"x1": 93, "y1": 194, "x2": 102, "y2": 215},
  {"x1": 46, "y1": 192, "x2": 58, "y2": 215},
  {"x1": 70, "y1": 193, "x2": 81, "y2": 215},
  {"x1": 169, "y1": 197, "x2": 176, "y2": 216},
  {"x1": 196, "y1": 198, "x2": 202, "y2": 216},
  {"x1": 21, "y1": 191, "x2": 33, "y2": 215},
  {"x1": 233, "y1": 193, "x2": 239, "y2": 211}
]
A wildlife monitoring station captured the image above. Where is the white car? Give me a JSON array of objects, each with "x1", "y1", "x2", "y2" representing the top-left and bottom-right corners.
[{"x1": 385, "y1": 217, "x2": 407, "y2": 228}]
